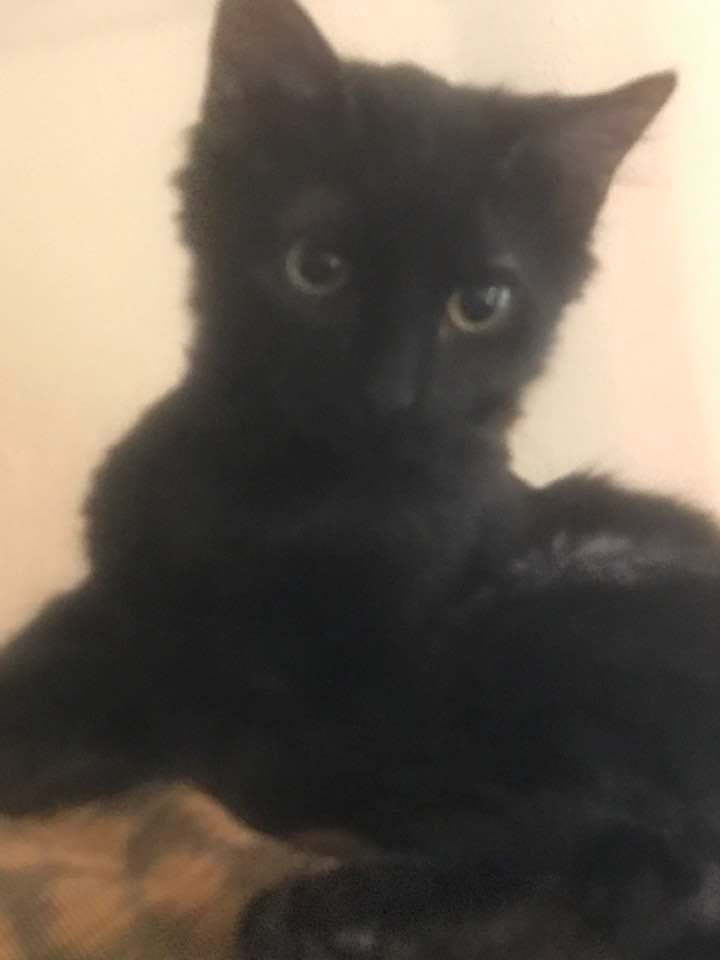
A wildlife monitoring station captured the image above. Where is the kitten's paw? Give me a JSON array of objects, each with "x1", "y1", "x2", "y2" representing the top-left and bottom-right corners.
[
  {"x1": 241, "y1": 860, "x2": 472, "y2": 960},
  {"x1": 239, "y1": 860, "x2": 613, "y2": 960},
  {"x1": 570, "y1": 824, "x2": 699, "y2": 932}
]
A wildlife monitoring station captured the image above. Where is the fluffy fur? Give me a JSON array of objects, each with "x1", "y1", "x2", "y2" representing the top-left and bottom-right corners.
[{"x1": 3, "y1": 1, "x2": 720, "y2": 956}]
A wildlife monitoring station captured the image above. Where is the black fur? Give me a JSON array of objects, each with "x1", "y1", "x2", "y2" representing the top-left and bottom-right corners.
[{"x1": 3, "y1": 1, "x2": 719, "y2": 956}]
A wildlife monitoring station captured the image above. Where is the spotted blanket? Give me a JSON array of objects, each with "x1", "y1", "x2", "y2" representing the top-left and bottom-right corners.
[{"x1": 0, "y1": 786, "x2": 341, "y2": 960}]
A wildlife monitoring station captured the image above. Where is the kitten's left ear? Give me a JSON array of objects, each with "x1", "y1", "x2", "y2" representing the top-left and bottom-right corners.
[
  {"x1": 509, "y1": 71, "x2": 677, "y2": 237},
  {"x1": 202, "y1": 0, "x2": 344, "y2": 147}
]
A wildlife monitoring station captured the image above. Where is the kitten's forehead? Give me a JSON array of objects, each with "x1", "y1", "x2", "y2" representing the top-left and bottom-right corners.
[
  {"x1": 346, "y1": 64, "x2": 450, "y2": 165},
  {"x1": 277, "y1": 68, "x2": 518, "y2": 265},
  {"x1": 285, "y1": 186, "x2": 353, "y2": 235},
  {"x1": 341, "y1": 63, "x2": 518, "y2": 209}
]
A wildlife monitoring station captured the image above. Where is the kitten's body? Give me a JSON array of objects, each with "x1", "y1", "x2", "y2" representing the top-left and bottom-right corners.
[{"x1": 3, "y1": 1, "x2": 720, "y2": 956}]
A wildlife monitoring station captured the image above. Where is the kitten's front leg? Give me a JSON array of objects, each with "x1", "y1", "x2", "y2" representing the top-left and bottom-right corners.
[
  {"x1": 0, "y1": 583, "x2": 166, "y2": 814},
  {"x1": 238, "y1": 826, "x2": 715, "y2": 960}
]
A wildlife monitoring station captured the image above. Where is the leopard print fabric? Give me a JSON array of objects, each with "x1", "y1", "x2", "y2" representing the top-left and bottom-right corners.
[{"x1": 0, "y1": 785, "x2": 341, "y2": 960}]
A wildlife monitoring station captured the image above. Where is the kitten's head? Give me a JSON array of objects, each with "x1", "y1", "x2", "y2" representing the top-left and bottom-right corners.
[{"x1": 179, "y1": 0, "x2": 674, "y2": 451}]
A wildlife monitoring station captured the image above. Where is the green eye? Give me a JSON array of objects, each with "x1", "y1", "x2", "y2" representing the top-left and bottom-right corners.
[
  {"x1": 286, "y1": 240, "x2": 351, "y2": 297},
  {"x1": 447, "y1": 282, "x2": 514, "y2": 333}
]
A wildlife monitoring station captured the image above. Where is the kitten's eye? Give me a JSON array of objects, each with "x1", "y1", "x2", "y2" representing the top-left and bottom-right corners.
[
  {"x1": 447, "y1": 282, "x2": 514, "y2": 334},
  {"x1": 286, "y1": 240, "x2": 351, "y2": 297}
]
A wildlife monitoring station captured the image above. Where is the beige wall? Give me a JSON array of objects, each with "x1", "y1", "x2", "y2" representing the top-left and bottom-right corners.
[{"x1": 2, "y1": 1, "x2": 719, "y2": 634}]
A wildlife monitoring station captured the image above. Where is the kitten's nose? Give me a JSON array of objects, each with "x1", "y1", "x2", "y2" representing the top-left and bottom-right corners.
[{"x1": 364, "y1": 314, "x2": 430, "y2": 416}]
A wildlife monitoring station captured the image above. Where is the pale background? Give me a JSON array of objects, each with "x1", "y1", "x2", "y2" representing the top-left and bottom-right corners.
[{"x1": 2, "y1": 0, "x2": 719, "y2": 634}]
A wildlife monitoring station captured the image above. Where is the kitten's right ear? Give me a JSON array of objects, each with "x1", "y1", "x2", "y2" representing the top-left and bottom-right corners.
[{"x1": 202, "y1": 0, "x2": 344, "y2": 148}]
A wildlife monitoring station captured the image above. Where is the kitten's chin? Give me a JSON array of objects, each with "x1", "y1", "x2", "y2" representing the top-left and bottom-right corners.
[{"x1": 315, "y1": 399, "x2": 509, "y2": 461}]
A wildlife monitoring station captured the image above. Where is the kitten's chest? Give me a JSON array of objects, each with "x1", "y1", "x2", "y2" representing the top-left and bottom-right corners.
[
  {"x1": 232, "y1": 495, "x2": 463, "y2": 631},
  {"x1": 188, "y1": 453, "x2": 499, "y2": 623}
]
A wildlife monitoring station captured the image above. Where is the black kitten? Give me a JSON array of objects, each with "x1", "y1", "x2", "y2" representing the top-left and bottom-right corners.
[{"x1": 3, "y1": 0, "x2": 720, "y2": 957}]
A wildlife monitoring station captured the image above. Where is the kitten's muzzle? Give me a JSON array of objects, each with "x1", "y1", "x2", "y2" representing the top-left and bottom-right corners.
[
  {"x1": 363, "y1": 328, "x2": 431, "y2": 417},
  {"x1": 364, "y1": 375, "x2": 419, "y2": 416}
]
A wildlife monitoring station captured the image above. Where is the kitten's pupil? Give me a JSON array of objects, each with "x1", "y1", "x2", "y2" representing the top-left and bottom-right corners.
[
  {"x1": 286, "y1": 240, "x2": 350, "y2": 297},
  {"x1": 300, "y1": 248, "x2": 344, "y2": 286},
  {"x1": 447, "y1": 283, "x2": 513, "y2": 333},
  {"x1": 463, "y1": 285, "x2": 507, "y2": 320}
]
